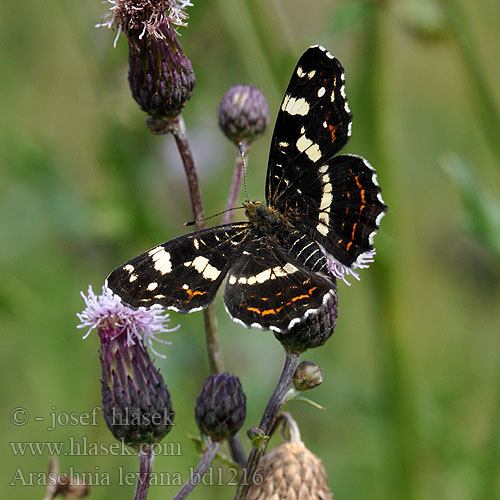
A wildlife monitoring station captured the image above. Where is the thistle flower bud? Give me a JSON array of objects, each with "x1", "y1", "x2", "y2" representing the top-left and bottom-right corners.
[
  {"x1": 293, "y1": 361, "x2": 323, "y2": 391},
  {"x1": 218, "y1": 84, "x2": 269, "y2": 144},
  {"x1": 99, "y1": 323, "x2": 174, "y2": 448},
  {"x1": 99, "y1": 1, "x2": 195, "y2": 119},
  {"x1": 194, "y1": 372, "x2": 246, "y2": 442},
  {"x1": 247, "y1": 416, "x2": 333, "y2": 500},
  {"x1": 127, "y1": 25, "x2": 195, "y2": 119},
  {"x1": 77, "y1": 286, "x2": 177, "y2": 449},
  {"x1": 273, "y1": 288, "x2": 338, "y2": 353}
]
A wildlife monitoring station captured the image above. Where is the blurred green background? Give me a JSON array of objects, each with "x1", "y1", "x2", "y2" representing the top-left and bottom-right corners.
[{"x1": 1, "y1": 0, "x2": 499, "y2": 499}]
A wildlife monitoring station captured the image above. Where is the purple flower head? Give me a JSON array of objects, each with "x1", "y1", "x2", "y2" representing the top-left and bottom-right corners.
[
  {"x1": 97, "y1": 0, "x2": 193, "y2": 46},
  {"x1": 77, "y1": 285, "x2": 178, "y2": 358}
]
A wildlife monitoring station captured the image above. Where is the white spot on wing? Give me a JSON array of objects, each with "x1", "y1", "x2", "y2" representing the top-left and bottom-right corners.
[
  {"x1": 296, "y1": 133, "x2": 322, "y2": 163},
  {"x1": 123, "y1": 264, "x2": 134, "y2": 273},
  {"x1": 185, "y1": 255, "x2": 221, "y2": 281},
  {"x1": 316, "y1": 222, "x2": 329, "y2": 236},
  {"x1": 129, "y1": 274, "x2": 138, "y2": 282},
  {"x1": 307, "y1": 70, "x2": 316, "y2": 79},
  {"x1": 235, "y1": 264, "x2": 299, "y2": 286},
  {"x1": 149, "y1": 247, "x2": 172, "y2": 275},
  {"x1": 317, "y1": 87, "x2": 326, "y2": 97},
  {"x1": 147, "y1": 282, "x2": 158, "y2": 291},
  {"x1": 296, "y1": 66, "x2": 305, "y2": 78},
  {"x1": 281, "y1": 96, "x2": 310, "y2": 116},
  {"x1": 283, "y1": 263, "x2": 298, "y2": 274}
]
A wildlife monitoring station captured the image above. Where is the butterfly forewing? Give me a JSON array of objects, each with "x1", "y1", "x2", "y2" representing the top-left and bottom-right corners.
[
  {"x1": 106, "y1": 224, "x2": 249, "y2": 312},
  {"x1": 266, "y1": 46, "x2": 352, "y2": 205},
  {"x1": 224, "y1": 237, "x2": 336, "y2": 332}
]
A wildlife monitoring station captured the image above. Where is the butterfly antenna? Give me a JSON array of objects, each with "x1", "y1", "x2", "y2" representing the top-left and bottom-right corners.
[
  {"x1": 184, "y1": 206, "x2": 245, "y2": 226},
  {"x1": 238, "y1": 142, "x2": 250, "y2": 203}
]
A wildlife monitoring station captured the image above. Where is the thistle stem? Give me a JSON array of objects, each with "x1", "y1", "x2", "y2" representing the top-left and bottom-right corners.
[
  {"x1": 222, "y1": 140, "x2": 249, "y2": 224},
  {"x1": 233, "y1": 350, "x2": 300, "y2": 500},
  {"x1": 134, "y1": 448, "x2": 154, "y2": 500},
  {"x1": 171, "y1": 440, "x2": 220, "y2": 500},
  {"x1": 168, "y1": 115, "x2": 205, "y2": 229},
  {"x1": 149, "y1": 113, "x2": 246, "y2": 464}
]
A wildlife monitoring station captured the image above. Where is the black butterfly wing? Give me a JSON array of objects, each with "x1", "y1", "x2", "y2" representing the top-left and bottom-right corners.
[
  {"x1": 284, "y1": 154, "x2": 387, "y2": 267},
  {"x1": 106, "y1": 223, "x2": 250, "y2": 312},
  {"x1": 223, "y1": 235, "x2": 336, "y2": 333},
  {"x1": 266, "y1": 45, "x2": 386, "y2": 268},
  {"x1": 266, "y1": 45, "x2": 352, "y2": 205}
]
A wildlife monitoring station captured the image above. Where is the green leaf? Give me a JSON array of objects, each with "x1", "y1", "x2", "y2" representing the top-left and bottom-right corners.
[{"x1": 442, "y1": 153, "x2": 500, "y2": 259}]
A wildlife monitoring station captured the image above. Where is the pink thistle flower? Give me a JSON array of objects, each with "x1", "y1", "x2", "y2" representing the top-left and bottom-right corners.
[{"x1": 77, "y1": 285, "x2": 178, "y2": 358}]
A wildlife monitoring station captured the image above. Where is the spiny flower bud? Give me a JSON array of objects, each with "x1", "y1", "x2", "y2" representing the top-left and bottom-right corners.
[
  {"x1": 127, "y1": 24, "x2": 195, "y2": 119},
  {"x1": 194, "y1": 372, "x2": 246, "y2": 442},
  {"x1": 77, "y1": 286, "x2": 177, "y2": 449},
  {"x1": 293, "y1": 361, "x2": 323, "y2": 391},
  {"x1": 273, "y1": 288, "x2": 338, "y2": 353},
  {"x1": 218, "y1": 84, "x2": 269, "y2": 144},
  {"x1": 247, "y1": 416, "x2": 333, "y2": 500},
  {"x1": 99, "y1": 1, "x2": 195, "y2": 119}
]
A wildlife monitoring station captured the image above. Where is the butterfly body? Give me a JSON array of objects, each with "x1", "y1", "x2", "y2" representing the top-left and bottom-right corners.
[{"x1": 106, "y1": 46, "x2": 387, "y2": 334}]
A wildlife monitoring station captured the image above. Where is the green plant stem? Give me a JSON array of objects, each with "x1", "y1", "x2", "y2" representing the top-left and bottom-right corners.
[
  {"x1": 438, "y1": 0, "x2": 500, "y2": 160},
  {"x1": 233, "y1": 350, "x2": 300, "y2": 500},
  {"x1": 171, "y1": 440, "x2": 220, "y2": 500},
  {"x1": 357, "y1": 4, "x2": 419, "y2": 499},
  {"x1": 134, "y1": 447, "x2": 154, "y2": 500}
]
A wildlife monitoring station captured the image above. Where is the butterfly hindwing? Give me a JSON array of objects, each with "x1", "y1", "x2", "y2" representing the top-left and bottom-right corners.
[
  {"x1": 282, "y1": 154, "x2": 387, "y2": 267},
  {"x1": 266, "y1": 45, "x2": 352, "y2": 205},
  {"x1": 223, "y1": 236, "x2": 336, "y2": 332},
  {"x1": 106, "y1": 224, "x2": 249, "y2": 312}
]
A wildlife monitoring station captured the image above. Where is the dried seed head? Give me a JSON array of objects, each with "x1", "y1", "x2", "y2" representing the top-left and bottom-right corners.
[
  {"x1": 218, "y1": 84, "x2": 269, "y2": 144},
  {"x1": 273, "y1": 288, "x2": 338, "y2": 353},
  {"x1": 45, "y1": 457, "x2": 90, "y2": 500},
  {"x1": 56, "y1": 474, "x2": 91, "y2": 499},
  {"x1": 246, "y1": 441, "x2": 333, "y2": 500},
  {"x1": 194, "y1": 372, "x2": 246, "y2": 442}
]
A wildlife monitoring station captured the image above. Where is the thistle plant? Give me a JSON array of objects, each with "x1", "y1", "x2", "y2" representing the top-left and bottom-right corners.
[
  {"x1": 77, "y1": 286, "x2": 177, "y2": 500},
  {"x1": 78, "y1": 2, "x2": 387, "y2": 499}
]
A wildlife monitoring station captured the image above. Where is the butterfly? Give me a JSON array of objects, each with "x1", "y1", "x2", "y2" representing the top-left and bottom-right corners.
[{"x1": 106, "y1": 45, "x2": 387, "y2": 334}]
